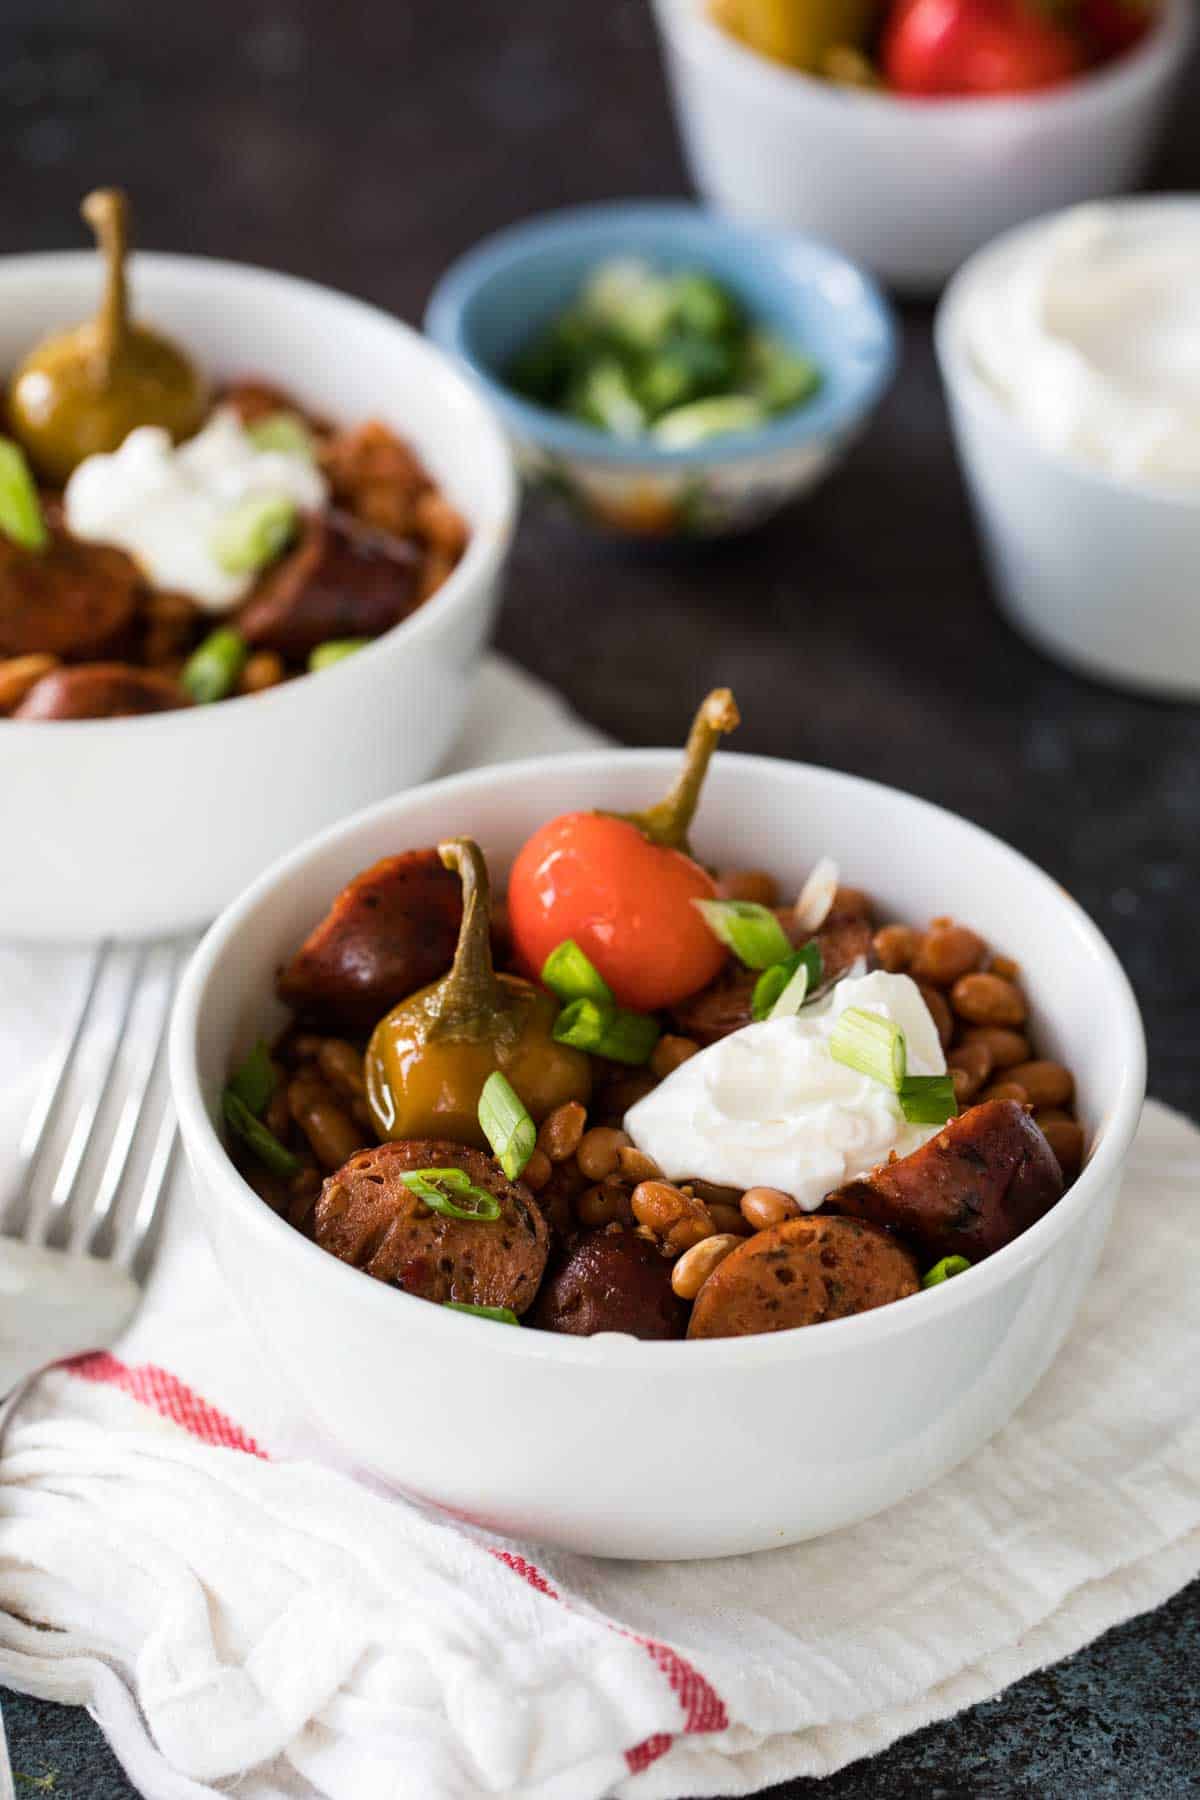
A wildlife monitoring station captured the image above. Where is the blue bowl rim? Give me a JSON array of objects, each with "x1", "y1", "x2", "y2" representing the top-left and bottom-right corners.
[{"x1": 424, "y1": 199, "x2": 898, "y2": 471}]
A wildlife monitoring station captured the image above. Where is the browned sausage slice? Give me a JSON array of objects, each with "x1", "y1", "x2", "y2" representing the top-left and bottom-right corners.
[
  {"x1": 687, "y1": 1215, "x2": 919, "y2": 1339},
  {"x1": 236, "y1": 512, "x2": 419, "y2": 657},
  {"x1": 827, "y1": 1099, "x2": 1064, "y2": 1264},
  {"x1": 671, "y1": 912, "x2": 875, "y2": 1046},
  {"x1": 276, "y1": 848, "x2": 464, "y2": 1033},
  {"x1": 13, "y1": 662, "x2": 188, "y2": 720},
  {"x1": 0, "y1": 533, "x2": 140, "y2": 661},
  {"x1": 530, "y1": 1224, "x2": 688, "y2": 1340},
  {"x1": 315, "y1": 1139, "x2": 549, "y2": 1313}
]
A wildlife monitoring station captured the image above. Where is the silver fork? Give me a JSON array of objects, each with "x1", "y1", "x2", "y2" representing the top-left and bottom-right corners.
[{"x1": 0, "y1": 936, "x2": 193, "y2": 1402}]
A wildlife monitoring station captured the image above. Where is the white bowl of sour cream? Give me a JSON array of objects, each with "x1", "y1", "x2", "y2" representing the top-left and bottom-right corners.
[
  {"x1": 0, "y1": 253, "x2": 517, "y2": 940},
  {"x1": 171, "y1": 748, "x2": 1144, "y2": 1558},
  {"x1": 936, "y1": 198, "x2": 1200, "y2": 698}
]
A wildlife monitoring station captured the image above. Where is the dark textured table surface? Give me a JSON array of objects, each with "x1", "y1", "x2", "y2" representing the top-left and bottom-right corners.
[{"x1": 2, "y1": 2, "x2": 1199, "y2": 1794}]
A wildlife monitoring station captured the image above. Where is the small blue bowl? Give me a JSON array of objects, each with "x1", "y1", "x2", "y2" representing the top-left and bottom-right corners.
[{"x1": 425, "y1": 200, "x2": 896, "y2": 537}]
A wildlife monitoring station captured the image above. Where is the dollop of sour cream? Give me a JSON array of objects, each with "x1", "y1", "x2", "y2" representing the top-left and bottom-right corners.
[
  {"x1": 63, "y1": 407, "x2": 328, "y2": 611},
  {"x1": 962, "y1": 205, "x2": 1200, "y2": 490},
  {"x1": 625, "y1": 971, "x2": 946, "y2": 1210}
]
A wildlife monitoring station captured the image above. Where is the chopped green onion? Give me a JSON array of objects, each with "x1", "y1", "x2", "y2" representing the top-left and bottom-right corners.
[
  {"x1": 571, "y1": 359, "x2": 647, "y2": 438},
  {"x1": 652, "y1": 395, "x2": 766, "y2": 450},
  {"x1": 768, "y1": 961, "x2": 810, "y2": 1019},
  {"x1": 223, "y1": 1090, "x2": 302, "y2": 1178},
  {"x1": 899, "y1": 1075, "x2": 959, "y2": 1126},
  {"x1": 751, "y1": 942, "x2": 823, "y2": 1022},
  {"x1": 227, "y1": 1038, "x2": 275, "y2": 1117},
  {"x1": 444, "y1": 1300, "x2": 519, "y2": 1325},
  {"x1": 0, "y1": 437, "x2": 48, "y2": 552},
  {"x1": 309, "y1": 637, "x2": 371, "y2": 673},
  {"x1": 540, "y1": 939, "x2": 614, "y2": 1007},
  {"x1": 922, "y1": 1255, "x2": 972, "y2": 1289},
  {"x1": 551, "y1": 998, "x2": 660, "y2": 1066},
  {"x1": 181, "y1": 626, "x2": 248, "y2": 704},
  {"x1": 211, "y1": 493, "x2": 298, "y2": 574},
  {"x1": 693, "y1": 898, "x2": 793, "y2": 971},
  {"x1": 246, "y1": 410, "x2": 316, "y2": 459},
  {"x1": 399, "y1": 1166, "x2": 502, "y2": 1221},
  {"x1": 829, "y1": 1007, "x2": 907, "y2": 1091},
  {"x1": 478, "y1": 1072, "x2": 536, "y2": 1180}
]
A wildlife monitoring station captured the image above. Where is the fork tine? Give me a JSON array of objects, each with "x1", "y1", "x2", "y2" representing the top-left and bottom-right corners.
[
  {"x1": 74, "y1": 940, "x2": 181, "y2": 1257},
  {"x1": 0, "y1": 943, "x2": 107, "y2": 1235},
  {"x1": 31, "y1": 946, "x2": 147, "y2": 1249},
  {"x1": 122, "y1": 1098, "x2": 178, "y2": 1280}
]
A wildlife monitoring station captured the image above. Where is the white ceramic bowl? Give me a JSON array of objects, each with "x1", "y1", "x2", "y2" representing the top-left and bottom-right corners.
[
  {"x1": 651, "y1": 0, "x2": 1193, "y2": 293},
  {"x1": 0, "y1": 253, "x2": 517, "y2": 941},
  {"x1": 170, "y1": 749, "x2": 1144, "y2": 1560},
  {"x1": 936, "y1": 196, "x2": 1200, "y2": 698}
]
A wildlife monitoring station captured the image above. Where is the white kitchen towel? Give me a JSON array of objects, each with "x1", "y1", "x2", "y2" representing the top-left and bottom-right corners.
[{"x1": 2, "y1": 655, "x2": 1199, "y2": 1800}]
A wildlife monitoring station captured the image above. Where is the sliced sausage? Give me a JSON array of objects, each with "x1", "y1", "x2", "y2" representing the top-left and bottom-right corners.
[
  {"x1": 826, "y1": 1099, "x2": 1064, "y2": 1264},
  {"x1": 13, "y1": 662, "x2": 188, "y2": 721},
  {"x1": 688, "y1": 1215, "x2": 918, "y2": 1338},
  {"x1": 276, "y1": 848, "x2": 465, "y2": 1033},
  {"x1": 314, "y1": 1139, "x2": 549, "y2": 1314},
  {"x1": 671, "y1": 911, "x2": 875, "y2": 1046},
  {"x1": 237, "y1": 512, "x2": 419, "y2": 657},
  {"x1": 530, "y1": 1224, "x2": 688, "y2": 1340},
  {"x1": 0, "y1": 533, "x2": 140, "y2": 661}
]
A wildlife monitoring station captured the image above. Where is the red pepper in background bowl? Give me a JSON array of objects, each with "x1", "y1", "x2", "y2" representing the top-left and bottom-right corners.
[
  {"x1": 882, "y1": 0, "x2": 1086, "y2": 96},
  {"x1": 1078, "y1": 0, "x2": 1158, "y2": 58}
]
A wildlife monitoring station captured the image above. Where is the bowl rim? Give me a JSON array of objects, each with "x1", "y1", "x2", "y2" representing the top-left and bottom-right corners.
[
  {"x1": 934, "y1": 193, "x2": 1200, "y2": 512},
  {"x1": 170, "y1": 747, "x2": 1147, "y2": 1368},
  {"x1": 0, "y1": 248, "x2": 519, "y2": 738},
  {"x1": 423, "y1": 199, "x2": 897, "y2": 470},
  {"x1": 653, "y1": 0, "x2": 1193, "y2": 126}
]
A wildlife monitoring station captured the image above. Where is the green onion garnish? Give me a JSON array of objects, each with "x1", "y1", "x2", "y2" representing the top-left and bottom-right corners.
[
  {"x1": 211, "y1": 493, "x2": 298, "y2": 574},
  {"x1": 552, "y1": 998, "x2": 660, "y2": 1066},
  {"x1": 444, "y1": 1301, "x2": 519, "y2": 1325},
  {"x1": 309, "y1": 637, "x2": 371, "y2": 673},
  {"x1": 541, "y1": 939, "x2": 614, "y2": 1007},
  {"x1": 693, "y1": 898, "x2": 793, "y2": 971},
  {"x1": 899, "y1": 1075, "x2": 959, "y2": 1127},
  {"x1": 478, "y1": 1072, "x2": 536, "y2": 1181},
  {"x1": 0, "y1": 437, "x2": 48, "y2": 552},
  {"x1": 227, "y1": 1038, "x2": 275, "y2": 1117},
  {"x1": 246, "y1": 411, "x2": 316, "y2": 459},
  {"x1": 223, "y1": 1089, "x2": 302, "y2": 1178},
  {"x1": 922, "y1": 1255, "x2": 972, "y2": 1288},
  {"x1": 752, "y1": 941, "x2": 823, "y2": 1022},
  {"x1": 181, "y1": 626, "x2": 248, "y2": 704},
  {"x1": 829, "y1": 1008, "x2": 907, "y2": 1091},
  {"x1": 399, "y1": 1166, "x2": 502, "y2": 1221}
]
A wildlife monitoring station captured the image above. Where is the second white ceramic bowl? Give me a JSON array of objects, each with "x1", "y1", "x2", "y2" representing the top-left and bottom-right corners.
[
  {"x1": 170, "y1": 750, "x2": 1144, "y2": 1560},
  {"x1": 936, "y1": 196, "x2": 1200, "y2": 698},
  {"x1": 0, "y1": 253, "x2": 517, "y2": 941},
  {"x1": 652, "y1": 0, "x2": 1193, "y2": 293}
]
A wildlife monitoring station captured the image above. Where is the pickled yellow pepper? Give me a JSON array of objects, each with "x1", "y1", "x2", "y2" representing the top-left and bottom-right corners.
[{"x1": 714, "y1": 0, "x2": 880, "y2": 71}]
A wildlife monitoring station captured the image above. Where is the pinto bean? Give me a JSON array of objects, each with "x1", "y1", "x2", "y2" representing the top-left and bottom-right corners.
[
  {"x1": 951, "y1": 972, "x2": 1027, "y2": 1027},
  {"x1": 910, "y1": 923, "x2": 986, "y2": 988},
  {"x1": 960, "y1": 1026, "x2": 1032, "y2": 1070},
  {"x1": 714, "y1": 868, "x2": 780, "y2": 906},
  {"x1": 917, "y1": 983, "x2": 954, "y2": 1050},
  {"x1": 0, "y1": 653, "x2": 58, "y2": 712},
  {"x1": 688, "y1": 1216, "x2": 919, "y2": 1338},
  {"x1": 1037, "y1": 1116, "x2": 1085, "y2": 1180},
  {"x1": 828, "y1": 1099, "x2": 1063, "y2": 1263},
  {"x1": 947, "y1": 1039, "x2": 993, "y2": 1102},
  {"x1": 873, "y1": 924, "x2": 919, "y2": 973},
  {"x1": 1003, "y1": 1061, "x2": 1074, "y2": 1109}
]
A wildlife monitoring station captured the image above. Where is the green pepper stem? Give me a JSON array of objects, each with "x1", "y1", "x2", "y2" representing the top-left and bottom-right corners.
[
  {"x1": 431, "y1": 837, "x2": 508, "y2": 1037},
  {"x1": 81, "y1": 187, "x2": 129, "y2": 380},
  {"x1": 620, "y1": 688, "x2": 740, "y2": 853}
]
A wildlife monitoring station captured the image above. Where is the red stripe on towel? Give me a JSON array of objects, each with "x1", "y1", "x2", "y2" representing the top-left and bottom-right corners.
[
  {"x1": 65, "y1": 1351, "x2": 268, "y2": 1458},
  {"x1": 489, "y1": 1547, "x2": 729, "y2": 1772},
  {"x1": 66, "y1": 1354, "x2": 729, "y2": 1773}
]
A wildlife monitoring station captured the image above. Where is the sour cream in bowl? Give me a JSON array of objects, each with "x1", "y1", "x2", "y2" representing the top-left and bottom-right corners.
[
  {"x1": 627, "y1": 971, "x2": 945, "y2": 1205},
  {"x1": 937, "y1": 196, "x2": 1200, "y2": 699}
]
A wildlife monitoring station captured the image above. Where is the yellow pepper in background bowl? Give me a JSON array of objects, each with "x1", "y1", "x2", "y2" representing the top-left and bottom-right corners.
[{"x1": 712, "y1": 0, "x2": 882, "y2": 70}]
